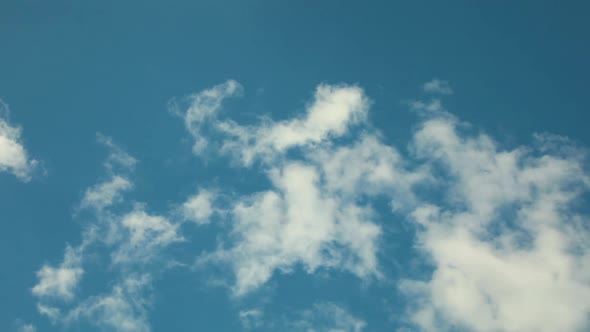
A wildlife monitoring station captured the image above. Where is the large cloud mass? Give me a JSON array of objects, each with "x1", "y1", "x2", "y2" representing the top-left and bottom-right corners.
[
  {"x1": 30, "y1": 80, "x2": 590, "y2": 332},
  {"x1": 175, "y1": 80, "x2": 590, "y2": 331}
]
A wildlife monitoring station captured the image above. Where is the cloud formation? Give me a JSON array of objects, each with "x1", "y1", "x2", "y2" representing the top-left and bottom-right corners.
[
  {"x1": 181, "y1": 189, "x2": 215, "y2": 225},
  {"x1": 31, "y1": 245, "x2": 83, "y2": 301},
  {"x1": 399, "y1": 100, "x2": 590, "y2": 332},
  {"x1": 32, "y1": 136, "x2": 182, "y2": 332},
  {"x1": 176, "y1": 80, "x2": 590, "y2": 330},
  {"x1": 240, "y1": 302, "x2": 366, "y2": 332},
  {"x1": 177, "y1": 81, "x2": 420, "y2": 296},
  {"x1": 30, "y1": 80, "x2": 590, "y2": 331},
  {"x1": 0, "y1": 100, "x2": 38, "y2": 180},
  {"x1": 400, "y1": 99, "x2": 590, "y2": 331},
  {"x1": 423, "y1": 78, "x2": 453, "y2": 95}
]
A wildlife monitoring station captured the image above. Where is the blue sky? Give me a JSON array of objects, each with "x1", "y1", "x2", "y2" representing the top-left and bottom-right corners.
[{"x1": 1, "y1": 1, "x2": 590, "y2": 331}]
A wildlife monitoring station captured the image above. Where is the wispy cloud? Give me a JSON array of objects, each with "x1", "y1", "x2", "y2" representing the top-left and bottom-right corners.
[
  {"x1": 423, "y1": 78, "x2": 453, "y2": 95},
  {"x1": 32, "y1": 136, "x2": 182, "y2": 332},
  {"x1": 64, "y1": 274, "x2": 151, "y2": 332},
  {"x1": 15, "y1": 320, "x2": 36, "y2": 332},
  {"x1": 240, "y1": 302, "x2": 366, "y2": 332}
]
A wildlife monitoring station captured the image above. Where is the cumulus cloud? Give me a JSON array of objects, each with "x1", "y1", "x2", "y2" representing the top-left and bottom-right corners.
[
  {"x1": 400, "y1": 104, "x2": 590, "y2": 332},
  {"x1": 178, "y1": 81, "x2": 418, "y2": 296},
  {"x1": 31, "y1": 80, "x2": 590, "y2": 332},
  {"x1": 0, "y1": 100, "x2": 38, "y2": 180},
  {"x1": 423, "y1": 79, "x2": 453, "y2": 95},
  {"x1": 181, "y1": 189, "x2": 215, "y2": 225},
  {"x1": 32, "y1": 245, "x2": 83, "y2": 301},
  {"x1": 202, "y1": 161, "x2": 382, "y2": 295},
  {"x1": 180, "y1": 80, "x2": 590, "y2": 330}
]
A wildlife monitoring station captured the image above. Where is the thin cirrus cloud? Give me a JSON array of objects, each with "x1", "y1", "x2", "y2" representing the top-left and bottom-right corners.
[
  {"x1": 0, "y1": 100, "x2": 38, "y2": 181},
  {"x1": 422, "y1": 78, "x2": 453, "y2": 95},
  {"x1": 239, "y1": 302, "x2": 366, "y2": 332},
  {"x1": 15, "y1": 321, "x2": 37, "y2": 332}
]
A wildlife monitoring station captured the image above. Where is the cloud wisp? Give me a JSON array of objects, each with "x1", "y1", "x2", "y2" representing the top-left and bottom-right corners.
[
  {"x1": 239, "y1": 302, "x2": 366, "y2": 332},
  {"x1": 423, "y1": 78, "x2": 453, "y2": 95}
]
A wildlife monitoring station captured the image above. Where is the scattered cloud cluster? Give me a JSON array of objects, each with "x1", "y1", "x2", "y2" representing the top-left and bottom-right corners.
[
  {"x1": 178, "y1": 82, "x2": 423, "y2": 296},
  {"x1": 31, "y1": 136, "x2": 182, "y2": 332},
  {"x1": 0, "y1": 100, "x2": 38, "y2": 181},
  {"x1": 176, "y1": 80, "x2": 590, "y2": 331},
  {"x1": 27, "y1": 79, "x2": 590, "y2": 332}
]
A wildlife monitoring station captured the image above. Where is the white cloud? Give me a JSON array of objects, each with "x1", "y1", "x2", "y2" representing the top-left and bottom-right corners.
[
  {"x1": 241, "y1": 303, "x2": 366, "y2": 332},
  {"x1": 423, "y1": 79, "x2": 453, "y2": 95},
  {"x1": 65, "y1": 275, "x2": 151, "y2": 332},
  {"x1": 32, "y1": 137, "x2": 181, "y2": 332},
  {"x1": 219, "y1": 83, "x2": 369, "y2": 165},
  {"x1": 32, "y1": 245, "x2": 83, "y2": 301},
  {"x1": 182, "y1": 189, "x2": 215, "y2": 225},
  {"x1": 401, "y1": 107, "x2": 590, "y2": 332},
  {"x1": 171, "y1": 79, "x2": 243, "y2": 154},
  {"x1": 174, "y1": 81, "x2": 369, "y2": 166},
  {"x1": 183, "y1": 82, "x2": 425, "y2": 296},
  {"x1": 200, "y1": 161, "x2": 382, "y2": 296},
  {"x1": 15, "y1": 321, "x2": 36, "y2": 332},
  {"x1": 239, "y1": 309, "x2": 264, "y2": 330},
  {"x1": 37, "y1": 303, "x2": 61, "y2": 321},
  {"x1": 293, "y1": 302, "x2": 367, "y2": 332},
  {"x1": 33, "y1": 136, "x2": 138, "y2": 304},
  {"x1": 0, "y1": 101, "x2": 37, "y2": 180},
  {"x1": 81, "y1": 175, "x2": 132, "y2": 211},
  {"x1": 97, "y1": 133, "x2": 137, "y2": 172},
  {"x1": 31, "y1": 80, "x2": 590, "y2": 332},
  {"x1": 309, "y1": 134, "x2": 428, "y2": 210},
  {"x1": 112, "y1": 208, "x2": 183, "y2": 265}
]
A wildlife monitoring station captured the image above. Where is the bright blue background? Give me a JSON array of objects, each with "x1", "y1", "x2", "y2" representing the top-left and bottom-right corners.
[{"x1": 1, "y1": 1, "x2": 589, "y2": 330}]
